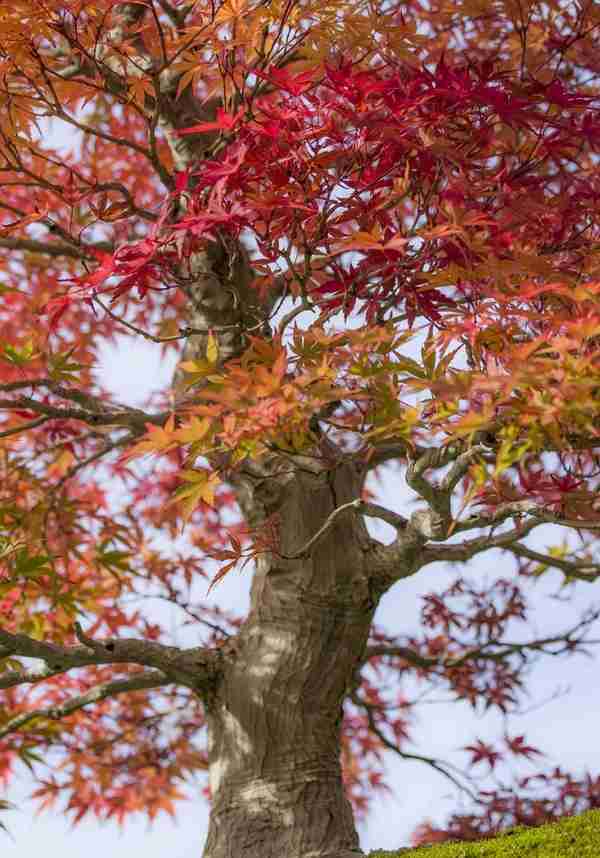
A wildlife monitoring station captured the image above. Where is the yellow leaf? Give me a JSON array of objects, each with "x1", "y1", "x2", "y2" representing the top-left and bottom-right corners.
[
  {"x1": 175, "y1": 417, "x2": 211, "y2": 445},
  {"x1": 48, "y1": 449, "x2": 74, "y2": 478},
  {"x1": 178, "y1": 361, "x2": 203, "y2": 373},
  {"x1": 177, "y1": 358, "x2": 222, "y2": 389},
  {"x1": 215, "y1": 0, "x2": 248, "y2": 24},
  {"x1": 166, "y1": 470, "x2": 221, "y2": 523},
  {"x1": 206, "y1": 330, "x2": 219, "y2": 365}
]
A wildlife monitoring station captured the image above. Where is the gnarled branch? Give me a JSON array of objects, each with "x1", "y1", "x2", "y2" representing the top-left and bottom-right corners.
[{"x1": 0, "y1": 624, "x2": 222, "y2": 693}]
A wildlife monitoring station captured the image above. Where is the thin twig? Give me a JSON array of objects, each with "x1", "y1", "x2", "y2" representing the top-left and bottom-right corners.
[
  {"x1": 0, "y1": 416, "x2": 49, "y2": 439},
  {"x1": 350, "y1": 691, "x2": 477, "y2": 801}
]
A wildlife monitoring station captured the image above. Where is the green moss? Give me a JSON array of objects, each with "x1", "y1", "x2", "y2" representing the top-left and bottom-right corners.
[{"x1": 368, "y1": 809, "x2": 600, "y2": 858}]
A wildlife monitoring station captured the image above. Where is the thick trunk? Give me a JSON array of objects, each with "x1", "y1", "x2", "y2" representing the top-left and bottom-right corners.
[
  {"x1": 166, "y1": 172, "x2": 375, "y2": 857},
  {"x1": 202, "y1": 462, "x2": 375, "y2": 858}
]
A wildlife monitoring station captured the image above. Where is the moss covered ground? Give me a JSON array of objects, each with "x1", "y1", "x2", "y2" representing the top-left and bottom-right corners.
[{"x1": 368, "y1": 809, "x2": 600, "y2": 857}]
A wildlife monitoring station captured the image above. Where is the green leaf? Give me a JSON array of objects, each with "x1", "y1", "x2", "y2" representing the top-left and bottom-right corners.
[
  {"x1": 18, "y1": 746, "x2": 45, "y2": 773},
  {"x1": 1, "y1": 340, "x2": 37, "y2": 367},
  {"x1": 12, "y1": 549, "x2": 51, "y2": 579},
  {"x1": 392, "y1": 354, "x2": 427, "y2": 379},
  {"x1": 0, "y1": 798, "x2": 15, "y2": 840},
  {"x1": 47, "y1": 346, "x2": 88, "y2": 382},
  {"x1": 421, "y1": 334, "x2": 436, "y2": 376},
  {"x1": 167, "y1": 469, "x2": 220, "y2": 522},
  {"x1": 96, "y1": 548, "x2": 131, "y2": 573}
]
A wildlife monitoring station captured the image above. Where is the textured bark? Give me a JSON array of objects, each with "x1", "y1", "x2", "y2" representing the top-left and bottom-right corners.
[
  {"x1": 171, "y1": 205, "x2": 378, "y2": 858},
  {"x1": 176, "y1": 242, "x2": 272, "y2": 378},
  {"x1": 202, "y1": 462, "x2": 376, "y2": 858}
]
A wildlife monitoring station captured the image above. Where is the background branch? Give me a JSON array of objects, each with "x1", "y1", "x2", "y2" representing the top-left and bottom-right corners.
[
  {"x1": 0, "y1": 237, "x2": 109, "y2": 260},
  {"x1": 350, "y1": 690, "x2": 477, "y2": 801},
  {"x1": 0, "y1": 671, "x2": 168, "y2": 741}
]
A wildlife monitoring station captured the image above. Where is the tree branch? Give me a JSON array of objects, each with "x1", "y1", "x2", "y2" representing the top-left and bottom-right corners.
[
  {"x1": 440, "y1": 445, "x2": 489, "y2": 493},
  {"x1": 406, "y1": 448, "x2": 453, "y2": 516},
  {"x1": 363, "y1": 439, "x2": 412, "y2": 470},
  {"x1": 280, "y1": 499, "x2": 366, "y2": 559},
  {"x1": 279, "y1": 499, "x2": 408, "y2": 560},
  {"x1": 507, "y1": 543, "x2": 600, "y2": 583},
  {"x1": 364, "y1": 612, "x2": 600, "y2": 670},
  {"x1": 54, "y1": 432, "x2": 135, "y2": 488},
  {"x1": 0, "y1": 201, "x2": 90, "y2": 252},
  {"x1": 0, "y1": 391, "x2": 167, "y2": 431},
  {"x1": 0, "y1": 237, "x2": 110, "y2": 260},
  {"x1": 0, "y1": 416, "x2": 49, "y2": 439},
  {"x1": 451, "y1": 501, "x2": 542, "y2": 535},
  {"x1": 0, "y1": 671, "x2": 168, "y2": 741},
  {"x1": 421, "y1": 519, "x2": 542, "y2": 565},
  {"x1": 0, "y1": 625, "x2": 223, "y2": 693},
  {"x1": 349, "y1": 691, "x2": 477, "y2": 800},
  {"x1": 0, "y1": 665, "x2": 67, "y2": 690}
]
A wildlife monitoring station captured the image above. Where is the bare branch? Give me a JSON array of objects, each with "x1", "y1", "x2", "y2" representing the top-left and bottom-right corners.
[
  {"x1": 421, "y1": 519, "x2": 542, "y2": 565},
  {"x1": 363, "y1": 645, "x2": 435, "y2": 670},
  {"x1": 0, "y1": 671, "x2": 167, "y2": 741},
  {"x1": 364, "y1": 509, "x2": 543, "y2": 590},
  {"x1": 93, "y1": 294, "x2": 280, "y2": 345},
  {"x1": 363, "y1": 440, "x2": 411, "y2": 470},
  {"x1": 279, "y1": 499, "x2": 408, "y2": 560},
  {"x1": 54, "y1": 432, "x2": 134, "y2": 489},
  {"x1": 0, "y1": 665, "x2": 66, "y2": 690},
  {"x1": 406, "y1": 448, "x2": 451, "y2": 515},
  {"x1": 365, "y1": 490, "x2": 600, "y2": 587},
  {"x1": 0, "y1": 381, "x2": 147, "y2": 436},
  {"x1": 359, "y1": 502, "x2": 409, "y2": 531},
  {"x1": 440, "y1": 445, "x2": 489, "y2": 493},
  {"x1": 0, "y1": 625, "x2": 222, "y2": 693},
  {"x1": 280, "y1": 499, "x2": 366, "y2": 559},
  {"x1": 0, "y1": 391, "x2": 168, "y2": 431},
  {"x1": 0, "y1": 416, "x2": 49, "y2": 439},
  {"x1": 452, "y1": 501, "x2": 542, "y2": 535},
  {"x1": 0, "y1": 201, "x2": 88, "y2": 251}
]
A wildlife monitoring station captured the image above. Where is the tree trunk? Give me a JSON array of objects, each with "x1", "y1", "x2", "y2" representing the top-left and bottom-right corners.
[
  {"x1": 170, "y1": 210, "x2": 378, "y2": 858},
  {"x1": 202, "y1": 461, "x2": 375, "y2": 858}
]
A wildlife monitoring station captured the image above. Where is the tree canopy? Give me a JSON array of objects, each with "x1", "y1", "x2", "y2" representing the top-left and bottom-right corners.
[{"x1": 0, "y1": 0, "x2": 600, "y2": 849}]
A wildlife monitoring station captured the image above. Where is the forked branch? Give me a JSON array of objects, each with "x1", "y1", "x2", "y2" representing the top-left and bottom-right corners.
[{"x1": 0, "y1": 625, "x2": 222, "y2": 693}]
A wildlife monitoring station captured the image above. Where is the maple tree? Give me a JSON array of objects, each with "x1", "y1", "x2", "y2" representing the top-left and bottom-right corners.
[{"x1": 1, "y1": 0, "x2": 600, "y2": 855}]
